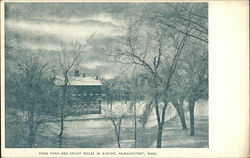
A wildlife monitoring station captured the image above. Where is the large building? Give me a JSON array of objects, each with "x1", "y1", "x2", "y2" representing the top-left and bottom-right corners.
[{"x1": 55, "y1": 70, "x2": 102, "y2": 115}]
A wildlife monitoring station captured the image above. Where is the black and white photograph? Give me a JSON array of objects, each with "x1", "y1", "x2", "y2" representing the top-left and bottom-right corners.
[
  {"x1": 2, "y1": 0, "x2": 250, "y2": 157},
  {"x1": 4, "y1": 2, "x2": 209, "y2": 149}
]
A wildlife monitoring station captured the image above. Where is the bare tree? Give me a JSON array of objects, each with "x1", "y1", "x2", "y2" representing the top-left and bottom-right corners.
[
  {"x1": 181, "y1": 42, "x2": 208, "y2": 135},
  {"x1": 151, "y1": 3, "x2": 208, "y2": 43},
  {"x1": 14, "y1": 54, "x2": 52, "y2": 147},
  {"x1": 137, "y1": 73, "x2": 155, "y2": 129},
  {"x1": 56, "y1": 33, "x2": 95, "y2": 147},
  {"x1": 168, "y1": 69, "x2": 189, "y2": 130},
  {"x1": 155, "y1": 30, "x2": 188, "y2": 148},
  {"x1": 102, "y1": 102, "x2": 128, "y2": 148},
  {"x1": 148, "y1": 3, "x2": 208, "y2": 135},
  {"x1": 171, "y1": 98, "x2": 187, "y2": 130},
  {"x1": 127, "y1": 73, "x2": 143, "y2": 148},
  {"x1": 132, "y1": 76, "x2": 138, "y2": 148},
  {"x1": 102, "y1": 2, "x2": 207, "y2": 147},
  {"x1": 109, "y1": 18, "x2": 189, "y2": 147}
]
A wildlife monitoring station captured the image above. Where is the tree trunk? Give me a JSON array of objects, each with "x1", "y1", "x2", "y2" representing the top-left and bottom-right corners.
[
  {"x1": 117, "y1": 118, "x2": 123, "y2": 148},
  {"x1": 117, "y1": 135, "x2": 121, "y2": 148},
  {"x1": 112, "y1": 119, "x2": 122, "y2": 148},
  {"x1": 58, "y1": 85, "x2": 66, "y2": 148},
  {"x1": 28, "y1": 104, "x2": 35, "y2": 148},
  {"x1": 110, "y1": 101, "x2": 113, "y2": 111},
  {"x1": 58, "y1": 90, "x2": 66, "y2": 148},
  {"x1": 178, "y1": 108, "x2": 187, "y2": 130},
  {"x1": 156, "y1": 123, "x2": 163, "y2": 148},
  {"x1": 133, "y1": 87, "x2": 137, "y2": 148},
  {"x1": 134, "y1": 102, "x2": 137, "y2": 148},
  {"x1": 155, "y1": 104, "x2": 163, "y2": 148},
  {"x1": 154, "y1": 77, "x2": 163, "y2": 148},
  {"x1": 58, "y1": 106, "x2": 64, "y2": 148},
  {"x1": 175, "y1": 102, "x2": 187, "y2": 130},
  {"x1": 188, "y1": 98, "x2": 195, "y2": 136},
  {"x1": 28, "y1": 127, "x2": 35, "y2": 148}
]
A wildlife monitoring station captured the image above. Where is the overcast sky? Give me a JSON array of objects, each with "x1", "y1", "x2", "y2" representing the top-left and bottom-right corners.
[{"x1": 5, "y1": 3, "x2": 164, "y2": 79}]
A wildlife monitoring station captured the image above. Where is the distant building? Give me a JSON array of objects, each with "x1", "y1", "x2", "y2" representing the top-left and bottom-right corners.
[{"x1": 55, "y1": 70, "x2": 102, "y2": 115}]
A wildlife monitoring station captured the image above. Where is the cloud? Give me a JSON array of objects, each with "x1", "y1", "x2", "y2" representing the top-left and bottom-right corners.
[
  {"x1": 90, "y1": 13, "x2": 125, "y2": 26},
  {"x1": 43, "y1": 13, "x2": 125, "y2": 26},
  {"x1": 20, "y1": 42, "x2": 60, "y2": 51},
  {"x1": 5, "y1": 12, "x2": 127, "y2": 78},
  {"x1": 6, "y1": 14, "x2": 126, "y2": 47},
  {"x1": 80, "y1": 61, "x2": 107, "y2": 69},
  {"x1": 101, "y1": 73, "x2": 117, "y2": 80}
]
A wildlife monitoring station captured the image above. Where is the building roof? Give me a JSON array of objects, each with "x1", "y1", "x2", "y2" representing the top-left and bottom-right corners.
[{"x1": 55, "y1": 76, "x2": 103, "y2": 86}]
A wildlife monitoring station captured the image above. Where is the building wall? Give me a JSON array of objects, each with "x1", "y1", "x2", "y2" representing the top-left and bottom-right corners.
[{"x1": 67, "y1": 85, "x2": 102, "y2": 115}]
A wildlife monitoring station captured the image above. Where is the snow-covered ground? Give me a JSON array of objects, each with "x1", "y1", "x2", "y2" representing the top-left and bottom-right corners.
[{"x1": 36, "y1": 100, "x2": 208, "y2": 148}]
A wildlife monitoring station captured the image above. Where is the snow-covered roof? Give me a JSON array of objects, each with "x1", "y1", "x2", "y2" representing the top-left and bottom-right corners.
[{"x1": 55, "y1": 76, "x2": 102, "y2": 86}]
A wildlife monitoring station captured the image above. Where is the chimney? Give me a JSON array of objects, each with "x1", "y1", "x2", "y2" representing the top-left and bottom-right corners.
[
  {"x1": 95, "y1": 75, "x2": 99, "y2": 80},
  {"x1": 74, "y1": 70, "x2": 80, "y2": 77},
  {"x1": 82, "y1": 73, "x2": 86, "y2": 77}
]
